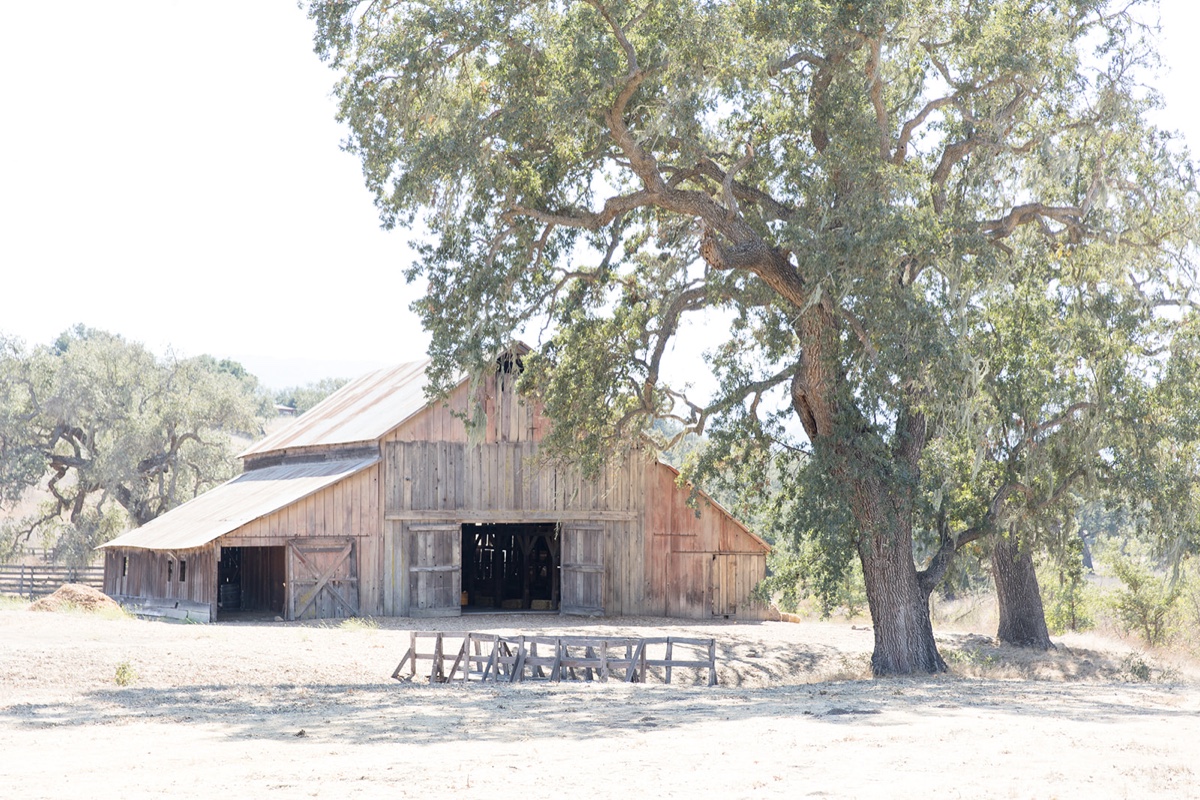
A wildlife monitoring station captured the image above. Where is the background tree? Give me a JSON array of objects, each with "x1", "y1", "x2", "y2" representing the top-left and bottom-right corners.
[
  {"x1": 274, "y1": 377, "x2": 350, "y2": 415},
  {"x1": 311, "y1": 0, "x2": 1195, "y2": 674},
  {"x1": 0, "y1": 327, "x2": 264, "y2": 563}
]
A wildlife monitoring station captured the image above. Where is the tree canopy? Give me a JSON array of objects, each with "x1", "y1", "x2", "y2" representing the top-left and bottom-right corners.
[
  {"x1": 311, "y1": 0, "x2": 1197, "y2": 673},
  {"x1": 0, "y1": 327, "x2": 264, "y2": 563}
]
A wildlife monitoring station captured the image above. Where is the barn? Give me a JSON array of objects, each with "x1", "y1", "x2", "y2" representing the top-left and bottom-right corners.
[{"x1": 99, "y1": 352, "x2": 770, "y2": 622}]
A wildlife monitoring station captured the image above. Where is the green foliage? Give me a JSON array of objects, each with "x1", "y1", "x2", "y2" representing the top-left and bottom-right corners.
[
  {"x1": 1106, "y1": 550, "x2": 1182, "y2": 647},
  {"x1": 762, "y1": 545, "x2": 868, "y2": 619},
  {"x1": 1177, "y1": 559, "x2": 1200, "y2": 656},
  {"x1": 309, "y1": 0, "x2": 1197, "y2": 668},
  {"x1": 1039, "y1": 547, "x2": 1097, "y2": 635},
  {"x1": 113, "y1": 660, "x2": 138, "y2": 687},
  {"x1": 274, "y1": 377, "x2": 350, "y2": 415},
  {"x1": 0, "y1": 327, "x2": 265, "y2": 562},
  {"x1": 1118, "y1": 652, "x2": 1153, "y2": 683}
]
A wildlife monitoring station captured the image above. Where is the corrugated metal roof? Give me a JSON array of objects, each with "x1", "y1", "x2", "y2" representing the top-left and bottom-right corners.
[
  {"x1": 240, "y1": 359, "x2": 434, "y2": 457},
  {"x1": 98, "y1": 457, "x2": 379, "y2": 552}
]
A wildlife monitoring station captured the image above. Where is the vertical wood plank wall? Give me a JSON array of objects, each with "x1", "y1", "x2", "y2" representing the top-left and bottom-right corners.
[
  {"x1": 378, "y1": 374, "x2": 768, "y2": 620},
  {"x1": 217, "y1": 465, "x2": 383, "y2": 616},
  {"x1": 381, "y1": 440, "x2": 648, "y2": 617},
  {"x1": 103, "y1": 546, "x2": 218, "y2": 617},
  {"x1": 642, "y1": 462, "x2": 769, "y2": 620}
]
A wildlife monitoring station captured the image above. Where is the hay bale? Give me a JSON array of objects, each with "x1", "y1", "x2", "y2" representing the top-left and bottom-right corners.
[{"x1": 29, "y1": 584, "x2": 122, "y2": 614}]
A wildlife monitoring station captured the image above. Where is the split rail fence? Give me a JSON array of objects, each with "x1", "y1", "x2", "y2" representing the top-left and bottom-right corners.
[
  {"x1": 393, "y1": 631, "x2": 718, "y2": 686},
  {"x1": 0, "y1": 565, "x2": 104, "y2": 599}
]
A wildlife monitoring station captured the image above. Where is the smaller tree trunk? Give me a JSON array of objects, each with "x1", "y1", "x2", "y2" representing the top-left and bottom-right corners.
[{"x1": 992, "y1": 534, "x2": 1052, "y2": 650}]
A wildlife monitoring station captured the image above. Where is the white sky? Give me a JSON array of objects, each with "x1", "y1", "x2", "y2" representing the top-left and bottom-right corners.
[{"x1": 2, "y1": 2, "x2": 1198, "y2": 390}]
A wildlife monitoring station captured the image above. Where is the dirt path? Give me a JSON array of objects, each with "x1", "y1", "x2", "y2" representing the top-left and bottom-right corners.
[{"x1": 2, "y1": 608, "x2": 1198, "y2": 799}]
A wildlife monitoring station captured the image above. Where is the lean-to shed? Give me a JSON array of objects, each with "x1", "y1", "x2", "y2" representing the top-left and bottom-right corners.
[{"x1": 100, "y1": 354, "x2": 770, "y2": 622}]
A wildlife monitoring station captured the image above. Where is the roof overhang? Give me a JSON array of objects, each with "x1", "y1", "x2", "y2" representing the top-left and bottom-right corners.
[{"x1": 98, "y1": 457, "x2": 379, "y2": 552}]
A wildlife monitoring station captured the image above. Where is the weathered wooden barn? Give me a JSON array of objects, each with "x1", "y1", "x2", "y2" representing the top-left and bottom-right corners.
[{"x1": 100, "y1": 354, "x2": 769, "y2": 622}]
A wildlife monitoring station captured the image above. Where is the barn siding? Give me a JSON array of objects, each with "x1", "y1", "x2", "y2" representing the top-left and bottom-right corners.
[
  {"x1": 217, "y1": 464, "x2": 383, "y2": 616},
  {"x1": 381, "y1": 372, "x2": 547, "y2": 446},
  {"x1": 381, "y1": 440, "x2": 647, "y2": 617},
  {"x1": 642, "y1": 462, "x2": 769, "y2": 620},
  {"x1": 227, "y1": 464, "x2": 380, "y2": 542},
  {"x1": 103, "y1": 546, "x2": 218, "y2": 619}
]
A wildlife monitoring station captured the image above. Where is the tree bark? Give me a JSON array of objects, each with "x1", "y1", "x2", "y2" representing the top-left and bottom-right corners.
[
  {"x1": 854, "y1": 488, "x2": 947, "y2": 675},
  {"x1": 790, "y1": 305, "x2": 946, "y2": 676},
  {"x1": 992, "y1": 533, "x2": 1052, "y2": 650}
]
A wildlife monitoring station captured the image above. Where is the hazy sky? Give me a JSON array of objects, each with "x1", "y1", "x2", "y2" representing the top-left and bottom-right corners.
[{"x1": 2, "y1": 2, "x2": 1197, "y2": 389}]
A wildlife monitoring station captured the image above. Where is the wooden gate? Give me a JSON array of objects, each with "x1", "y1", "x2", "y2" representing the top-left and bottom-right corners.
[
  {"x1": 561, "y1": 524, "x2": 605, "y2": 615},
  {"x1": 287, "y1": 538, "x2": 359, "y2": 621},
  {"x1": 408, "y1": 524, "x2": 462, "y2": 618}
]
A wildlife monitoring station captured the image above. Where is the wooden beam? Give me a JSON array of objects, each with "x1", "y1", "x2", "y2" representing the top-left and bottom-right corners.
[{"x1": 384, "y1": 510, "x2": 638, "y2": 522}]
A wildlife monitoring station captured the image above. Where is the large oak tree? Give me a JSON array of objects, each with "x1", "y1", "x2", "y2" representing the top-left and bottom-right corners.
[
  {"x1": 310, "y1": 0, "x2": 1195, "y2": 673},
  {"x1": 0, "y1": 327, "x2": 264, "y2": 563}
]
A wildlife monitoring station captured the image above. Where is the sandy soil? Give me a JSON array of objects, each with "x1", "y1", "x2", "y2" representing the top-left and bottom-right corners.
[{"x1": 2, "y1": 605, "x2": 1198, "y2": 800}]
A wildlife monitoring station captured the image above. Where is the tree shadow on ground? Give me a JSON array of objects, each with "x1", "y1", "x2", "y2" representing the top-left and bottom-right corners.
[{"x1": 2, "y1": 674, "x2": 1194, "y2": 748}]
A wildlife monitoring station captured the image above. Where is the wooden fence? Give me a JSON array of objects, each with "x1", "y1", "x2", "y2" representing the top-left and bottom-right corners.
[
  {"x1": 393, "y1": 631, "x2": 718, "y2": 686},
  {"x1": 0, "y1": 564, "x2": 104, "y2": 599}
]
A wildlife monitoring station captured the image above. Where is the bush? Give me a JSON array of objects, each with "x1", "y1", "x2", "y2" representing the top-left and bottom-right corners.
[
  {"x1": 114, "y1": 661, "x2": 138, "y2": 686},
  {"x1": 1040, "y1": 563, "x2": 1097, "y2": 635},
  {"x1": 1107, "y1": 554, "x2": 1181, "y2": 647},
  {"x1": 759, "y1": 549, "x2": 867, "y2": 619}
]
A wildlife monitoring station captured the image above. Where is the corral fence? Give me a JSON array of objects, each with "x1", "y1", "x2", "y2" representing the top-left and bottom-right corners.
[
  {"x1": 394, "y1": 631, "x2": 718, "y2": 686},
  {"x1": 0, "y1": 564, "x2": 104, "y2": 599}
]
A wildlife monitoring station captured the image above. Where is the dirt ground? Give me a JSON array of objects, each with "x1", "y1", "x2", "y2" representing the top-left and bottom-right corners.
[{"x1": 2, "y1": 604, "x2": 1199, "y2": 800}]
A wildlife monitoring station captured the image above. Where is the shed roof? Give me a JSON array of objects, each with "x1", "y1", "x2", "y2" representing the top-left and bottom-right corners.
[
  {"x1": 98, "y1": 457, "x2": 379, "y2": 552},
  {"x1": 240, "y1": 360, "x2": 432, "y2": 457}
]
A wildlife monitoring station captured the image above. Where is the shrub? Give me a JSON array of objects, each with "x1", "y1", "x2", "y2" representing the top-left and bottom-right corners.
[
  {"x1": 1107, "y1": 554, "x2": 1181, "y2": 647},
  {"x1": 1040, "y1": 562, "x2": 1097, "y2": 635},
  {"x1": 114, "y1": 661, "x2": 138, "y2": 686}
]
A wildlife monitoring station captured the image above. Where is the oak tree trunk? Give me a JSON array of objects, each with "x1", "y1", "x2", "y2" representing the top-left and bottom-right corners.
[
  {"x1": 855, "y1": 496, "x2": 947, "y2": 675},
  {"x1": 792, "y1": 306, "x2": 946, "y2": 676},
  {"x1": 992, "y1": 534, "x2": 1052, "y2": 650}
]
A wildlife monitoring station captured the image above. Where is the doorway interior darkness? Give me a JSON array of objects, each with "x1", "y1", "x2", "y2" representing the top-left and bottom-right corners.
[
  {"x1": 461, "y1": 523, "x2": 559, "y2": 611},
  {"x1": 217, "y1": 546, "x2": 285, "y2": 618}
]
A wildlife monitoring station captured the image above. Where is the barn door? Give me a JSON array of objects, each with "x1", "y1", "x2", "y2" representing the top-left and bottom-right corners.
[
  {"x1": 287, "y1": 539, "x2": 359, "y2": 621},
  {"x1": 711, "y1": 554, "x2": 737, "y2": 617},
  {"x1": 560, "y1": 524, "x2": 605, "y2": 615},
  {"x1": 408, "y1": 524, "x2": 462, "y2": 618}
]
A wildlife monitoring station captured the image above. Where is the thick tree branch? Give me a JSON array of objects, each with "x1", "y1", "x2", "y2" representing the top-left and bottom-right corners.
[
  {"x1": 982, "y1": 203, "x2": 1085, "y2": 241},
  {"x1": 507, "y1": 191, "x2": 655, "y2": 231}
]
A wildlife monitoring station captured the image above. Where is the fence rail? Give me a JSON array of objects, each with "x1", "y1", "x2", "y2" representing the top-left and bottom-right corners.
[
  {"x1": 393, "y1": 631, "x2": 718, "y2": 686},
  {"x1": 0, "y1": 565, "x2": 104, "y2": 599}
]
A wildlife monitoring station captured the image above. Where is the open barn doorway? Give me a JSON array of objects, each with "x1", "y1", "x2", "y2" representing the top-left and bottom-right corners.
[
  {"x1": 461, "y1": 523, "x2": 559, "y2": 612},
  {"x1": 217, "y1": 546, "x2": 285, "y2": 619}
]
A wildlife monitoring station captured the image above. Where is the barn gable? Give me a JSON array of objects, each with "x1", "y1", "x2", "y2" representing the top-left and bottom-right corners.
[{"x1": 101, "y1": 355, "x2": 769, "y2": 622}]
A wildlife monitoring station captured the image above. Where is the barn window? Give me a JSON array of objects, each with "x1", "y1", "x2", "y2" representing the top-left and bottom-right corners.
[
  {"x1": 179, "y1": 560, "x2": 187, "y2": 583},
  {"x1": 167, "y1": 559, "x2": 173, "y2": 582},
  {"x1": 121, "y1": 556, "x2": 128, "y2": 578}
]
